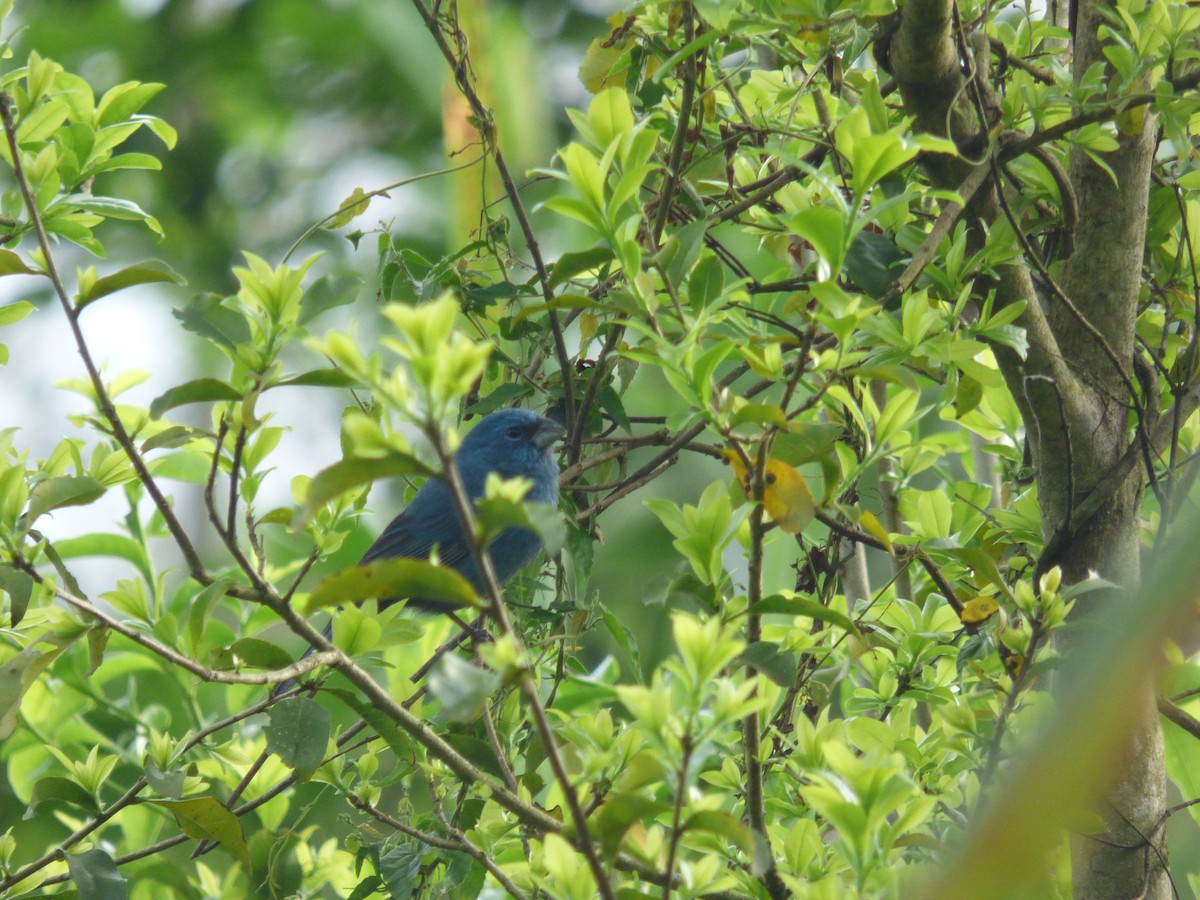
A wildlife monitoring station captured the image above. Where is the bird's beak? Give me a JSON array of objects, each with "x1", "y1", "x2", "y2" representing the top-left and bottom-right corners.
[{"x1": 533, "y1": 418, "x2": 566, "y2": 449}]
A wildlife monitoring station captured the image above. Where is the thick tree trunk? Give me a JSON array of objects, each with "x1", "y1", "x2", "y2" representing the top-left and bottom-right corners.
[
  {"x1": 881, "y1": 0, "x2": 1169, "y2": 894},
  {"x1": 1053, "y1": 0, "x2": 1167, "y2": 891}
]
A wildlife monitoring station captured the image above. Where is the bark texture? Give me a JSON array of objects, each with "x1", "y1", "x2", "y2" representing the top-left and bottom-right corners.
[{"x1": 880, "y1": 0, "x2": 1168, "y2": 893}]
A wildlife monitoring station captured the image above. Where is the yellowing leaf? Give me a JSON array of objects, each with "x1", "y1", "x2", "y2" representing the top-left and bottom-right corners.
[
  {"x1": 579, "y1": 311, "x2": 599, "y2": 353},
  {"x1": 960, "y1": 596, "x2": 999, "y2": 625},
  {"x1": 1115, "y1": 104, "x2": 1144, "y2": 137},
  {"x1": 325, "y1": 187, "x2": 370, "y2": 230},
  {"x1": 857, "y1": 510, "x2": 893, "y2": 554},
  {"x1": 723, "y1": 451, "x2": 816, "y2": 534}
]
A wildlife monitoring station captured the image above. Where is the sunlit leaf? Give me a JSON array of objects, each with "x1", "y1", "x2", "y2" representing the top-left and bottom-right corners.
[{"x1": 305, "y1": 558, "x2": 479, "y2": 613}]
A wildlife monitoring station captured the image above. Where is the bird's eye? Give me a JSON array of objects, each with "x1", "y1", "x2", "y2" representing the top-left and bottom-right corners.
[{"x1": 505, "y1": 426, "x2": 522, "y2": 439}]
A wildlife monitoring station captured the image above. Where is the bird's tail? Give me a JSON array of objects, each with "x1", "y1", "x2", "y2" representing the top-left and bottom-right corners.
[{"x1": 273, "y1": 619, "x2": 334, "y2": 697}]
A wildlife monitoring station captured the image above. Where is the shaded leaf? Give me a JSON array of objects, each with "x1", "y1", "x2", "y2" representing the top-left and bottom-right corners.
[
  {"x1": 0, "y1": 563, "x2": 34, "y2": 626},
  {"x1": 0, "y1": 251, "x2": 38, "y2": 276},
  {"x1": 325, "y1": 688, "x2": 414, "y2": 761},
  {"x1": 299, "y1": 272, "x2": 362, "y2": 324},
  {"x1": 441, "y1": 733, "x2": 508, "y2": 781},
  {"x1": 739, "y1": 640, "x2": 800, "y2": 687},
  {"x1": 592, "y1": 792, "x2": 672, "y2": 861},
  {"x1": 266, "y1": 697, "x2": 331, "y2": 778},
  {"x1": 173, "y1": 293, "x2": 251, "y2": 348},
  {"x1": 145, "y1": 759, "x2": 185, "y2": 800},
  {"x1": 151, "y1": 798, "x2": 252, "y2": 868},
  {"x1": 274, "y1": 368, "x2": 357, "y2": 389},
  {"x1": 27, "y1": 775, "x2": 100, "y2": 817},
  {"x1": 845, "y1": 229, "x2": 905, "y2": 298},
  {"x1": 149, "y1": 378, "x2": 240, "y2": 419},
  {"x1": 548, "y1": 246, "x2": 615, "y2": 288},
  {"x1": 65, "y1": 848, "x2": 127, "y2": 900},
  {"x1": 749, "y1": 594, "x2": 860, "y2": 635},
  {"x1": 683, "y1": 809, "x2": 756, "y2": 856}
]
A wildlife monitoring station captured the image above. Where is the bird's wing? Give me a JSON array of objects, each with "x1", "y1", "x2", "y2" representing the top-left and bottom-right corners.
[{"x1": 358, "y1": 480, "x2": 472, "y2": 570}]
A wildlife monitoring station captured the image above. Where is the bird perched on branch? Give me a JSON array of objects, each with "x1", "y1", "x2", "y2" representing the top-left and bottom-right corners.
[
  {"x1": 364, "y1": 407, "x2": 564, "y2": 611},
  {"x1": 278, "y1": 407, "x2": 564, "y2": 694}
]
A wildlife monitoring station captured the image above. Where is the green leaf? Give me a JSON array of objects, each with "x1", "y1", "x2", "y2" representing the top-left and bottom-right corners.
[
  {"x1": 89, "y1": 152, "x2": 163, "y2": 175},
  {"x1": 0, "y1": 645, "x2": 71, "y2": 739},
  {"x1": 602, "y1": 610, "x2": 642, "y2": 683},
  {"x1": 748, "y1": 594, "x2": 860, "y2": 635},
  {"x1": 683, "y1": 809, "x2": 756, "y2": 856},
  {"x1": 230, "y1": 637, "x2": 294, "y2": 670},
  {"x1": 0, "y1": 252, "x2": 38, "y2": 276},
  {"x1": 325, "y1": 688, "x2": 413, "y2": 761},
  {"x1": 145, "y1": 759, "x2": 185, "y2": 800},
  {"x1": 593, "y1": 792, "x2": 673, "y2": 861},
  {"x1": 441, "y1": 733, "x2": 512, "y2": 781},
  {"x1": 188, "y1": 578, "x2": 237, "y2": 656},
  {"x1": 739, "y1": 641, "x2": 800, "y2": 687},
  {"x1": 96, "y1": 81, "x2": 165, "y2": 127},
  {"x1": 304, "y1": 453, "x2": 433, "y2": 518},
  {"x1": 266, "y1": 697, "x2": 331, "y2": 778},
  {"x1": 0, "y1": 301, "x2": 34, "y2": 331},
  {"x1": 428, "y1": 654, "x2": 500, "y2": 722},
  {"x1": 140, "y1": 425, "x2": 203, "y2": 451},
  {"x1": 151, "y1": 798, "x2": 251, "y2": 868},
  {"x1": 149, "y1": 378, "x2": 241, "y2": 419},
  {"x1": 55, "y1": 194, "x2": 162, "y2": 235},
  {"x1": 845, "y1": 230, "x2": 905, "y2": 298},
  {"x1": 465, "y1": 383, "x2": 534, "y2": 416},
  {"x1": 299, "y1": 272, "x2": 362, "y2": 324},
  {"x1": 475, "y1": 493, "x2": 566, "y2": 557},
  {"x1": 28, "y1": 775, "x2": 100, "y2": 816},
  {"x1": 788, "y1": 206, "x2": 848, "y2": 281},
  {"x1": 65, "y1": 848, "x2": 127, "y2": 900},
  {"x1": 53, "y1": 533, "x2": 152, "y2": 584},
  {"x1": 547, "y1": 246, "x2": 615, "y2": 288},
  {"x1": 173, "y1": 293, "x2": 251, "y2": 348},
  {"x1": 273, "y1": 368, "x2": 357, "y2": 389},
  {"x1": 324, "y1": 187, "x2": 370, "y2": 229},
  {"x1": 0, "y1": 563, "x2": 34, "y2": 626},
  {"x1": 76, "y1": 260, "x2": 185, "y2": 310},
  {"x1": 305, "y1": 559, "x2": 479, "y2": 613},
  {"x1": 379, "y1": 845, "x2": 422, "y2": 900},
  {"x1": 27, "y1": 475, "x2": 106, "y2": 523},
  {"x1": 687, "y1": 252, "x2": 725, "y2": 310}
]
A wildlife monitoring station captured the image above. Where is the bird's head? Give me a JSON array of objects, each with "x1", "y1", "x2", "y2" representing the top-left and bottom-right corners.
[{"x1": 456, "y1": 408, "x2": 565, "y2": 487}]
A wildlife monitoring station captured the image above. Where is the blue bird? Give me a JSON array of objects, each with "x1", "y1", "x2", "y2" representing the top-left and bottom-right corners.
[
  {"x1": 278, "y1": 408, "x2": 563, "y2": 693},
  {"x1": 364, "y1": 407, "x2": 564, "y2": 611}
]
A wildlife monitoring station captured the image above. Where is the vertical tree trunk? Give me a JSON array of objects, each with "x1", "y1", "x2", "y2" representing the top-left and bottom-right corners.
[
  {"x1": 880, "y1": 0, "x2": 1169, "y2": 893},
  {"x1": 1053, "y1": 0, "x2": 1167, "y2": 891}
]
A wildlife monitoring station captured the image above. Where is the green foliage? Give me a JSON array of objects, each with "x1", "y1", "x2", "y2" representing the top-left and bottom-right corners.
[{"x1": 0, "y1": 0, "x2": 1198, "y2": 898}]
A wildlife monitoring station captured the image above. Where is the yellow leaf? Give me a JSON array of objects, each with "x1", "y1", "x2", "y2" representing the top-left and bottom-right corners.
[
  {"x1": 1115, "y1": 104, "x2": 1144, "y2": 137},
  {"x1": 723, "y1": 450, "x2": 815, "y2": 534},
  {"x1": 960, "y1": 596, "x2": 999, "y2": 625},
  {"x1": 857, "y1": 510, "x2": 893, "y2": 554},
  {"x1": 579, "y1": 312, "x2": 599, "y2": 354}
]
